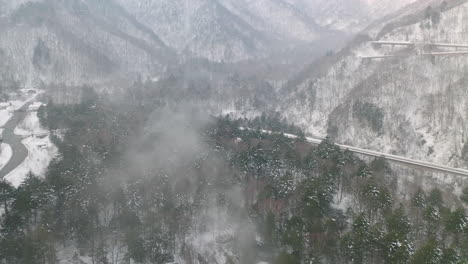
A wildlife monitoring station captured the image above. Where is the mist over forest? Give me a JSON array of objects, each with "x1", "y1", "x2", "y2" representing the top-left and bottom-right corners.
[{"x1": 0, "y1": 0, "x2": 468, "y2": 263}]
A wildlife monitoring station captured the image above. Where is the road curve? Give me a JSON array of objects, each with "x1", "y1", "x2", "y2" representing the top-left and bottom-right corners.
[
  {"x1": 0, "y1": 103, "x2": 31, "y2": 178},
  {"x1": 258, "y1": 129, "x2": 468, "y2": 177},
  {"x1": 331, "y1": 142, "x2": 468, "y2": 176}
]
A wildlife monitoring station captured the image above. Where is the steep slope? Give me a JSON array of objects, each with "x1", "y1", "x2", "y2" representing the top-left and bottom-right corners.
[
  {"x1": 96, "y1": 0, "x2": 426, "y2": 63},
  {"x1": 284, "y1": 0, "x2": 420, "y2": 32},
  {"x1": 0, "y1": 0, "x2": 174, "y2": 88},
  {"x1": 218, "y1": 0, "x2": 323, "y2": 43},
  {"x1": 114, "y1": 0, "x2": 273, "y2": 62},
  {"x1": 280, "y1": 0, "x2": 468, "y2": 168}
]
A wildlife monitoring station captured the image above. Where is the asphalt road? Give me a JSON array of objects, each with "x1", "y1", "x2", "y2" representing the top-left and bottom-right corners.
[
  {"x1": 330, "y1": 139, "x2": 468, "y2": 176},
  {"x1": 0, "y1": 103, "x2": 31, "y2": 178},
  {"x1": 257, "y1": 129, "x2": 468, "y2": 177}
]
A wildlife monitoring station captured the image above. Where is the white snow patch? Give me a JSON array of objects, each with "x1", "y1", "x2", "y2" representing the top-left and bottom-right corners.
[
  {"x1": 5, "y1": 110, "x2": 57, "y2": 187},
  {"x1": 5, "y1": 136, "x2": 57, "y2": 187},
  {"x1": 14, "y1": 112, "x2": 48, "y2": 136},
  {"x1": 0, "y1": 89, "x2": 44, "y2": 128},
  {"x1": 0, "y1": 143, "x2": 12, "y2": 171},
  {"x1": 55, "y1": 244, "x2": 94, "y2": 264},
  {"x1": 0, "y1": 108, "x2": 13, "y2": 128},
  {"x1": 28, "y1": 101, "x2": 43, "y2": 111},
  {"x1": 333, "y1": 193, "x2": 354, "y2": 212}
]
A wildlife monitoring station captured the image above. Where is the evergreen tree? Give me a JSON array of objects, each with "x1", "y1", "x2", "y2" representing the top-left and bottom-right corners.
[
  {"x1": 281, "y1": 216, "x2": 304, "y2": 253},
  {"x1": 412, "y1": 189, "x2": 427, "y2": 209},
  {"x1": 411, "y1": 238, "x2": 442, "y2": 264},
  {"x1": 444, "y1": 208, "x2": 466, "y2": 243},
  {"x1": 0, "y1": 179, "x2": 15, "y2": 217},
  {"x1": 461, "y1": 187, "x2": 468, "y2": 205},
  {"x1": 440, "y1": 247, "x2": 459, "y2": 264},
  {"x1": 380, "y1": 208, "x2": 413, "y2": 264},
  {"x1": 342, "y1": 215, "x2": 378, "y2": 264}
]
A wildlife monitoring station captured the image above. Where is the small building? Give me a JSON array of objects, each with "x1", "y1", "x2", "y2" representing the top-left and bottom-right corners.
[
  {"x1": 34, "y1": 132, "x2": 48, "y2": 138},
  {"x1": 20, "y1": 88, "x2": 36, "y2": 94},
  {"x1": 0, "y1": 103, "x2": 9, "y2": 110},
  {"x1": 37, "y1": 143, "x2": 48, "y2": 149},
  {"x1": 28, "y1": 102, "x2": 43, "y2": 112}
]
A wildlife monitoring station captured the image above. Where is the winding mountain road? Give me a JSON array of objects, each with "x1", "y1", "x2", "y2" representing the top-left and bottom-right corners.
[
  {"x1": 259, "y1": 129, "x2": 468, "y2": 177},
  {"x1": 320, "y1": 138, "x2": 468, "y2": 176},
  {"x1": 0, "y1": 102, "x2": 31, "y2": 178}
]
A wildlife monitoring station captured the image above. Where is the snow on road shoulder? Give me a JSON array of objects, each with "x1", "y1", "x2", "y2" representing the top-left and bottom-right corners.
[
  {"x1": 0, "y1": 109, "x2": 13, "y2": 128},
  {"x1": 0, "y1": 101, "x2": 25, "y2": 128},
  {"x1": 0, "y1": 143, "x2": 12, "y2": 171},
  {"x1": 14, "y1": 111, "x2": 47, "y2": 136},
  {"x1": 0, "y1": 89, "x2": 43, "y2": 129},
  {"x1": 5, "y1": 110, "x2": 57, "y2": 187},
  {"x1": 5, "y1": 136, "x2": 57, "y2": 187}
]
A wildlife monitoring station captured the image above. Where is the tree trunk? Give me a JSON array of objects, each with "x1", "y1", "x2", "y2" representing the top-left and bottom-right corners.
[{"x1": 4, "y1": 201, "x2": 8, "y2": 217}]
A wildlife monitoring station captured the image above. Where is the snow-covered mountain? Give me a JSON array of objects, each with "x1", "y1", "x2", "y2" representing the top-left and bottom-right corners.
[
  {"x1": 115, "y1": 0, "x2": 417, "y2": 62},
  {"x1": 280, "y1": 0, "x2": 468, "y2": 168},
  {"x1": 114, "y1": 0, "x2": 327, "y2": 62},
  {"x1": 218, "y1": 0, "x2": 323, "y2": 43},
  {"x1": 0, "y1": 0, "x2": 174, "y2": 87},
  {"x1": 0, "y1": 0, "x2": 421, "y2": 86},
  {"x1": 284, "y1": 0, "x2": 419, "y2": 32},
  {"x1": 114, "y1": 0, "x2": 274, "y2": 62}
]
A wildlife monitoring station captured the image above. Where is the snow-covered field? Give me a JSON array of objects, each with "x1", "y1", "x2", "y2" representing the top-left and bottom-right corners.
[
  {"x1": 0, "y1": 89, "x2": 56, "y2": 187},
  {"x1": 0, "y1": 109, "x2": 12, "y2": 128},
  {"x1": 0, "y1": 90, "x2": 43, "y2": 128},
  {"x1": 0, "y1": 100, "x2": 25, "y2": 127},
  {"x1": 14, "y1": 108, "x2": 47, "y2": 136},
  {"x1": 5, "y1": 110, "x2": 57, "y2": 187},
  {"x1": 0, "y1": 92, "x2": 39, "y2": 176}
]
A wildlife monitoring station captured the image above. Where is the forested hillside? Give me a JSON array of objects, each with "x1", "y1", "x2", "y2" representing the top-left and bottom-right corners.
[
  {"x1": 1, "y1": 1, "x2": 468, "y2": 263},
  {"x1": 279, "y1": 0, "x2": 468, "y2": 169},
  {"x1": 0, "y1": 89, "x2": 465, "y2": 263}
]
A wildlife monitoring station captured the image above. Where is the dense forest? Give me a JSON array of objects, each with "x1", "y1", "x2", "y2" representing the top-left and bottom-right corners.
[{"x1": 0, "y1": 88, "x2": 466, "y2": 264}]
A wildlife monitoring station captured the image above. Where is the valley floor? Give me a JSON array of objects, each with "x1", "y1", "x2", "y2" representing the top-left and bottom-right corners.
[{"x1": 0, "y1": 90, "x2": 57, "y2": 186}]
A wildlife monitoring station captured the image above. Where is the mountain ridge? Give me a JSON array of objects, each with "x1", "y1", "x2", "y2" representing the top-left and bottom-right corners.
[{"x1": 278, "y1": 0, "x2": 468, "y2": 169}]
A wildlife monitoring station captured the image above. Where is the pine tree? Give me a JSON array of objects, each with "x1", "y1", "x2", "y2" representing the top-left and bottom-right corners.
[
  {"x1": 380, "y1": 207, "x2": 413, "y2": 264},
  {"x1": 461, "y1": 187, "x2": 468, "y2": 205},
  {"x1": 440, "y1": 247, "x2": 459, "y2": 264},
  {"x1": 412, "y1": 189, "x2": 427, "y2": 209},
  {"x1": 0, "y1": 179, "x2": 15, "y2": 217},
  {"x1": 411, "y1": 238, "x2": 442, "y2": 264},
  {"x1": 281, "y1": 216, "x2": 304, "y2": 253},
  {"x1": 357, "y1": 164, "x2": 373, "y2": 178},
  {"x1": 342, "y1": 215, "x2": 378, "y2": 264},
  {"x1": 263, "y1": 211, "x2": 276, "y2": 247},
  {"x1": 411, "y1": 189, "x2": 427, "y2": 239},
  {"x1": 444, "y1": 208, "x2": 467, "y2": 243}
]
